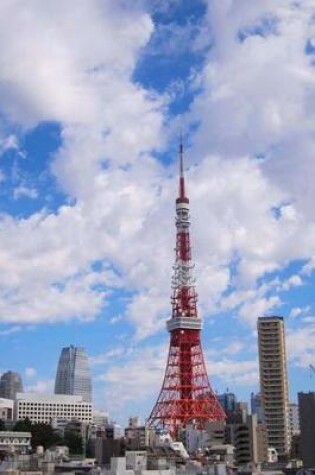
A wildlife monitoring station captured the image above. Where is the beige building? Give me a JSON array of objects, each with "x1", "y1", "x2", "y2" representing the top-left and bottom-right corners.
[
  {"x1": 228, "y1": 414, "x2": 267, "y2": 465},
  {"x1": 257, "y1": 316, "x2": 290, "y2": 457}
]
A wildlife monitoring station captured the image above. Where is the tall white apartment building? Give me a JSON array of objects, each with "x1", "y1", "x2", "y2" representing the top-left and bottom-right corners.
[
  {"x1": 15, "y1": 393, "x2": 92, "y2": 424},
  {"x1": 258, "y1": 316, "x2": 290, "y2": 456}
]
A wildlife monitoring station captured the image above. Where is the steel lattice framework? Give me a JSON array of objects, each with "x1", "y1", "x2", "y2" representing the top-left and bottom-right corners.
[{"x1": 147, "y1": 142, "x2": 226, "y2": 435}]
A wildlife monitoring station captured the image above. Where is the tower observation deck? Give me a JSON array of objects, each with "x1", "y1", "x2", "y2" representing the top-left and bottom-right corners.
[{"x1": 147, "y1": 142, "x2": 226, "y2": 436}]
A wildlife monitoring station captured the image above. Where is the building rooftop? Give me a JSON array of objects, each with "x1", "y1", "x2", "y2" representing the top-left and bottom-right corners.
[
  {"x1": 15, "y1": 393, "x2": 91, "y2": 404},
  {"x1": 0, "y1": 398, "x2": 14, "y2": 407},
  {"x1": 258, "y1": 316, "x2": 284, "y2": 321},
  {"x1": 0, "y1": 431, "x2": 31, "y2": 437}
]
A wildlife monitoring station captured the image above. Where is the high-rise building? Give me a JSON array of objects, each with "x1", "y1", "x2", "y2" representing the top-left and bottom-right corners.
[
  {"x1": 0, "y1": 371, "x2": 23, "y2": 400},
  {"x1": 257, "y1": 316, "x2": 290, "y2": 457},
  {"x1": 55, "y1": 346, "x2": 92, "y2": 403},
  {"x1": 218, "y1": 393, "x2": 248, "y2": 424},
  {"x1": 298, "y1": 392, "x2": 315, "y2": 468},
  {"x1": 217, "y1": 392, "x2": 237, "y2": 414},
  {"x1": 251, "y1": 392, "x2": 264, "y2": 423},
  {"x1": 289, "y1": 403, "x2": 300, "y2": 437}
]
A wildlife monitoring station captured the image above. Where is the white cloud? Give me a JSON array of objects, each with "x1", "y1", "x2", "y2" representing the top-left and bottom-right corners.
[
  {"x1": 109, "y1": 315, "x2": 123, "y2": 325},
  {"x1": 221, "y1": 341, "x2": 244, "y2": 356},
  {"x1": 25, "y1": 378, "x2": 54, "y2": 394},
  {"x1": 0, "y1": 0, "x2": 313, "y2": 352},
  {"x1": 239, "y1": 296, "x2": 281, "y2": 325},
  {"x1": 192, "y1": 0, "x2": 315, "y2": 218},
  {"x1": 25, "y1": 367, "x2": 37, "y2": 378},
  {"x1": 0, "y1": 1, "x2": 170, "y2": 330},
  {"x1": 97, "y1": 344, "x2": 167, "y2": 411},
  {"x1": 212, "y1": 360, "x2": 259, "y2": 387},
  {"x1": 0, "y1": 325, "x2": 21, "y2": 336},
  {"x1": 0, "y1": 134, "x2": 19, "y2": 155},
  {"x1": 90, "y1": 347, "x2": 127, "y2": 366},
  {"x1": 13, "y1": 186, "x2": 38, "y2": 200},
  {"x1": 289, "y1": 306, "x2": 310, "y2": 319},
  {"x1": 1, "y1": 0, "x2": 315, "y2": 424},
  {"x1": 281, "y1": 275, "x2": 303, "y2": 291},
  {"x1": 287, "y1": 324, "x2": 315, "y2": 368},
  {"x1": 0, "y1": 1, "x2": 154, "y2": 127},
  {"x1": 95, "y1": 341, "x2": 258, "y2": 415}
]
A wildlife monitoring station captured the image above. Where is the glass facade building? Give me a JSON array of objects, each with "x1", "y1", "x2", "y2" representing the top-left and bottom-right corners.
[
  {"x1": 217, "y1": 392, "x2": 237, "y2": 413},
  {"x1": 0, "y1": 371, "x2": 23, "y2": 400},
  {"x1": 54, "y1": 345, "x2": 92, "y2": 403}
]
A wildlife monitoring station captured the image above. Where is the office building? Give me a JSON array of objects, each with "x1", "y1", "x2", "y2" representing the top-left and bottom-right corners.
[
  {"x1": 0, "y1": 371, "x2": 23, "y2": 400},
  {"x1": 226, "y1": 414, "x2": 268, "y2": 464},
  {"x1": 15, "y1": 393, "x2": 92, "y2": 424},
  {"x1": 298, "y1": 392, "x2": 315, "y2": 467},
  {"x1": 257, "y1": 316, "x2": 290, "y2": 456},
  {"x1": 219, "y1": 394, "x2": 249, "y2": 425},
  {"x1": 55, "y1": 345, "x2": 92, "y2": 403},
  {"x1": 236, "y1": 401, "x2": 249, "y2": 421},
  {"x1": 125, "y1": 425, "x2": 153, "y2": 450},
  {"x1": 92, "y1": 409, "x2": 109, "y2": 425},
  {"x1": 289, "y1": 403, "x2": 300, "y2": 437},
  {"x1": 234, "y1": 416, "x2": 254, "y2": 465},
  {"x1": 217, "y1": 393, "x2": 249, "y2": 424},
  {"x1": 217, "y1": 392, "x2": 237, "y2": 414},
  {"x1": 0, "y1": 398, "x2": 14, "y2": 421},
  {"x1": 251, "y1": 392, "x2": 264, "y2": 423},
  {"x1": 128, "y1": 416, "x2": 140, "y2": 428},
  {"x1": 94, "y1": 438, "x2": 124, "y2": 466}
]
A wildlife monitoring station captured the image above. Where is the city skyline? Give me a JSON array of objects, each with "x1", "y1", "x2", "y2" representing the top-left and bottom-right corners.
[{"x1": 0, "y1": 1, "x2": 315, "y2": 425}]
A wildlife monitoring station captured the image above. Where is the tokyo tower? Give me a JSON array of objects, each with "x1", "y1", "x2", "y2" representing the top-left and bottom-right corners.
[{"x1": 147, "y1": 142, "x2": 226, "y2": 435}]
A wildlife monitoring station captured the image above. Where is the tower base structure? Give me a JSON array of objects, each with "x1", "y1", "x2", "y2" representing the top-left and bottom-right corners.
[{"x1": 148, "y1": 318, "x2": 225, "y2": 436}]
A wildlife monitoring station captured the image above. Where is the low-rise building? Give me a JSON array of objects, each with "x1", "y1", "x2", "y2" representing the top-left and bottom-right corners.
[
  {"x1": 226, "y1": 414, "x2": 268, "y2": 465},
  {"x1": 125, "y1": 425, "x2": 153, "y2": 450},
  {"x1": 0, "y1": 431, "x2": 31, "y2": 454},
  {"x1": 92, "y1": 410, "x2": 109, "y2": 425},
  {"x1": 15, "y1": 393, "x2": 92, "y2": 424},
  {"x1": 94, "y1": 438, "x2": 124, "y2": 466},
  {"x1": 0, "y1": 398, "x2": 14, "y2": 421}
]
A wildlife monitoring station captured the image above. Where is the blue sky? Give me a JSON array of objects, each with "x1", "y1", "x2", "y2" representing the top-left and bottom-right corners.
[{"x1": 1, "y1": 0, "x2": 315, "y2": 425}]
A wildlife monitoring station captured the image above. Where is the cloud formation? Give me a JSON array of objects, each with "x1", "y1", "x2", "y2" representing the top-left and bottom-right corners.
[{"x1": 0, "y1": 0, "x2": 315, "y2": 419}]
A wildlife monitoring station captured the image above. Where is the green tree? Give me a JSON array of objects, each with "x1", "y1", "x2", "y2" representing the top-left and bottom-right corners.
[
  {"x1": 13, "y1": 418, "x2": 32, "y2": 432},
  {"x1": 31, "y1": 423, "x2": 62, "y2": 450},
  {"x1": 13, "y1": 419, "x2": 62, "y2": 450},
  {"x1": 63, "y1": 430, "x2": 83, "y2": 455}
]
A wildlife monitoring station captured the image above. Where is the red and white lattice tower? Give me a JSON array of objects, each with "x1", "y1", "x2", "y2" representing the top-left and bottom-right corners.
[{"x1": 147, "y1": 142, "x2": 226, "y2": 435}]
